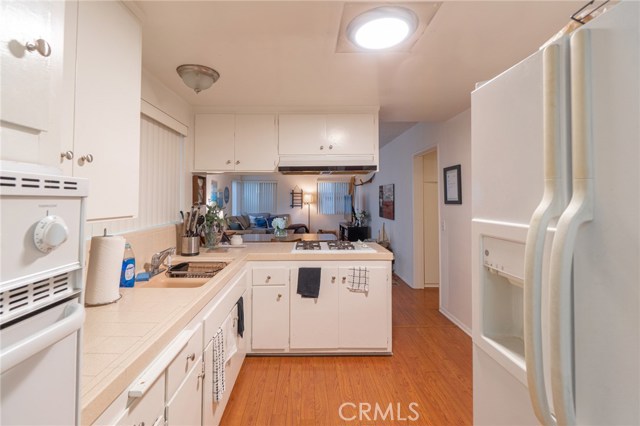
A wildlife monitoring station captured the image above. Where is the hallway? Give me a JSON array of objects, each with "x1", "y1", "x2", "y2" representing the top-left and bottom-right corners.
[{"x1": 221, "y1": 277, "x2": 472, "y2": 426}]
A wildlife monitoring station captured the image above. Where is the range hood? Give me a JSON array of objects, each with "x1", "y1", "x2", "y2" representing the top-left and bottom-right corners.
[
  {"x1": 277, "y1": 155, "x2": 378, "y2": 175},
  {"x1": 278, "y1": 165, "x2": 376, "y2": 175}
]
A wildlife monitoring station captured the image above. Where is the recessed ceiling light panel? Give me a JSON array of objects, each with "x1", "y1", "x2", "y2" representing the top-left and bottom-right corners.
[{"x1": 347, "y1": 6, "x2": 418, "y2": 50}]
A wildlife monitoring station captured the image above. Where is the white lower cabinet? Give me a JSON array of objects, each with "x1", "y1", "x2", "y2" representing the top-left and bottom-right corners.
[
  {"x1": 252, "y1": 286, "x2": 289, "y2": 350},
  {"x1": 250, "y1": 261, "x2": 391, "y2": 354},
  {"x1": 165, "y1": 359, "x2": 203, "y2": 426},
  {"x1": 97, "y1": 374, "x2": 164, "y2": 426},
  {"x1": 94, "y1": 270, "x2": 248, "y2": 426},
  {"x1": 289, "y1": 267, "x2": 340, "y2": 349},
  {"x1": 338, "y1": 266, "x2": 389, "y2": 349},
  {"x1": 202, "y1": 291, "x2": 247, "y2": 426}
]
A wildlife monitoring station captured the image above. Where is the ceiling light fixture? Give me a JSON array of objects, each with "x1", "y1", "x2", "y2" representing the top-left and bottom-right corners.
[
  {"x1": 176, "y1": 64, "x2": 220, "y2": 94},
  {"x1": 347, "y1": 6, "x2": 418, "y2": 50}
]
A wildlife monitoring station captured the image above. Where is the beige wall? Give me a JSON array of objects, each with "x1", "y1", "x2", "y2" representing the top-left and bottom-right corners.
[{"x1": 365, "y1": 109, "x2": 472, "y2": 333}]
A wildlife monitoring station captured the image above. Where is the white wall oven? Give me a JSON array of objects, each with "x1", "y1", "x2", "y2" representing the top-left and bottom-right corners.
[{"x1": 0, "y1": 164, "x2": 88, "y2": 425}]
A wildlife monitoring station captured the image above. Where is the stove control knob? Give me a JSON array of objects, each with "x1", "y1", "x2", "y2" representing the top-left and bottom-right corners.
[{"x1": 34, "y1": 215, "x2": 69, "y2": 253}]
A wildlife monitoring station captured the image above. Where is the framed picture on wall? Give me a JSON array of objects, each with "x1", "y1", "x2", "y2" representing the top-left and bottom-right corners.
[
  {"x1": 379, "y1": 184, "x2": 395, "y2": 220},
  {"x1": 443, "y1": 164, "x2": 462, "y2": 204}
]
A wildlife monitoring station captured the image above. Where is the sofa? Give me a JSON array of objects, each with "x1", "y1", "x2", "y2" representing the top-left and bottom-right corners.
[{"x1": 226, "y1": 213, "x2": 308, "y2": 234}]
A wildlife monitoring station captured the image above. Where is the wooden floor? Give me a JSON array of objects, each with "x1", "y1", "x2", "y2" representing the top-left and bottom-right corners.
[{"x1": 221, "y1": 277, "x2": 472, "y2": 426}]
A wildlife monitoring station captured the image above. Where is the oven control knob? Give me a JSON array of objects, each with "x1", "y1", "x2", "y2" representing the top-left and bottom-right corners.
[{"x1": 34, "y1": 215, "x2": 69, "y2": 253}]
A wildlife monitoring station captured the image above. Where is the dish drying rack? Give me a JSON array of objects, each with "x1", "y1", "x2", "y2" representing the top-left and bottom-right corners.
[{"x1": 166, "y1": 262, "x2": 227, "y2": 278}]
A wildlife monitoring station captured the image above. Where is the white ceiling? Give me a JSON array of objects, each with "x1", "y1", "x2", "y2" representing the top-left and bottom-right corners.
[{"x1": 136, "y1": 1, "x2": 583, "y2": 143}]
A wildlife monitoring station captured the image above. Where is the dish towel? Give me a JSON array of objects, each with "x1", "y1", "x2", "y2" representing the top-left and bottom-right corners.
[
  {"x1": 347, "y1": 267, "x2": 370, "y2": 293},
  {"x1": 212, "y1": 327, "x2": 226, "y2": 402},
  {"x1": 223, "y1": 306, "x2": 238, "y2": 363},
  {"x1": 297, "y1": 267, "x2": 322, "y2": 298},
  {"x1": 236, "y1": 296, "x2": 244, "y2": 338}
]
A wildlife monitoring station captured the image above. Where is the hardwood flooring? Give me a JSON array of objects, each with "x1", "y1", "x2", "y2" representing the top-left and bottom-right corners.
[{"x1": 221, "y1": 276, "x2": 472, "y2": 426}]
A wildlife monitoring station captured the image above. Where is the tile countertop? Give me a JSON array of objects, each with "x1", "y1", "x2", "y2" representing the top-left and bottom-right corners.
[{"x1": 81, "y1": 241, "x2": 392, "y2": 424}]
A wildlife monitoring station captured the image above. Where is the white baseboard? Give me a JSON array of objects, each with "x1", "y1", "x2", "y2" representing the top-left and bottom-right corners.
[{"x1": 439, "y1": 306, "x2": 471, "y2": 336}]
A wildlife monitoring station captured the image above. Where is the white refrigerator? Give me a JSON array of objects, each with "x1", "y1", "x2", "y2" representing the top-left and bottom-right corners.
[{"x1": 471, "y1": 2, "x2": 639, "y2": 425}]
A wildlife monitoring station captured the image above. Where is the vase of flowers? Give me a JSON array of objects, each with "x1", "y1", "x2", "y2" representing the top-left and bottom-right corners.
[
  {"x1": 354, "y1": 209, "x2": 369, "y2": 227},
  {"x1": 204, "y1": 201, "x2": 226, "y2": 248},
  {"x1": 272, "y1": 217, "x2": 287, "y2": 237}
]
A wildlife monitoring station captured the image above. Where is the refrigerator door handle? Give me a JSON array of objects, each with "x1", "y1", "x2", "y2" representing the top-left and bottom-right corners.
[
  {"x1": 549, "y1": 28, "x2": 594, "y2": 426},
  {"x1": 524, "y1": 42, "x2": 567, "y2": 426}
]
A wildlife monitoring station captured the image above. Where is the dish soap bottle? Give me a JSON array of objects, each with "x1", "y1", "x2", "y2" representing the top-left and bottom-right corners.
[{"x1": 120, "y1": 242, "x2": 136, "y2": 287}]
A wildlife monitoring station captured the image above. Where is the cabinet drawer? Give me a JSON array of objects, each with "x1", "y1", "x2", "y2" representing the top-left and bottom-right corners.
[
  {"x1": 252, "y1": 267, "x2": 288, "y2": 286},
  {"x1": 115, "y1": 374, "x2": 164, "y2": 426},
  {"x1": 166, "y1": 322, "x2": 203, "y2": 399}
]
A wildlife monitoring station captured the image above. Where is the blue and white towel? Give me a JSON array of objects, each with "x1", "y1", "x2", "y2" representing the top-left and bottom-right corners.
[
  {"x1": 212, "y1": 327, "x2": 226, "y2": 402},
  {"x1": 347, "y1": 267, "x2": 370, "y2": 293}
]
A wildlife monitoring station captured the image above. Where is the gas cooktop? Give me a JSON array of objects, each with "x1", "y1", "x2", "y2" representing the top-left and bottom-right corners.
[{"x1": 292, "y1": 241, "x2": 376, "y2": 253}]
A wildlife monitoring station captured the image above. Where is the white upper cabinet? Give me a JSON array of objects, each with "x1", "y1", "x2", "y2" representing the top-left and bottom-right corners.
[
  {"x1": 70, "y1": 1, "x2": 142, "y2": 220},
  {"x1": 277, "y1": 114, "x2": 326, "y2": 155},
  {"x1": 194, "y1": 114, "x2": 235, "y2": 171},
  {"x1": 194, "y1": 113, "x2": 278, "y2": 172},
  {"x1": 326, "y1": 114, "x2": 376, "y2": 155},
  {"x1": 0, "y1": 0, "x2": 71, "y2": 165},
  {"x1": 278, "y1": 113, "x2": 378, "y2": 157}
]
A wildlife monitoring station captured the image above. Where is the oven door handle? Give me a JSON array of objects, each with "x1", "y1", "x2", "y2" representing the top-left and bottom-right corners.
[{"x1": 1, "y1": 303, "x2": 85, "y2": 373}]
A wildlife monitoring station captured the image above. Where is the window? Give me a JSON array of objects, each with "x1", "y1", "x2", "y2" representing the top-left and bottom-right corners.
[
  {"x1": 317, "y1": 181, "x2": 351, "y2": 215},
  {"x1": 232, "y1": 181, "x2": 277, "y2": 215}
]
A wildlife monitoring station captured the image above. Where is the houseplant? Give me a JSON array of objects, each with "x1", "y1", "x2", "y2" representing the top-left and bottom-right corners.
[{"x1": 204, "y1": 201, "x2": 226, "y2": 248}]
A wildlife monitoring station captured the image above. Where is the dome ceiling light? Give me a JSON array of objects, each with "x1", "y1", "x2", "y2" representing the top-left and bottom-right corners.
[
  {"x1": 176, "y1": 64, "x2": 220, "y2": 94},
  {"x1": 347, "y1": 6, "x2": 418, "y2": 50}
]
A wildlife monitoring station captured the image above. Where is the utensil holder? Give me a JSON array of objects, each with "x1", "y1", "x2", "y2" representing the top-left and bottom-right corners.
[{"x1": 181, "y1": 236, "x2": 200, "y2": 256}]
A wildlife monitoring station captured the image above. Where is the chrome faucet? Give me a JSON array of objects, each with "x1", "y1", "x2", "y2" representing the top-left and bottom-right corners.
[{"x1": 149, "y1": 247, "x2": 176, "y2": 277}]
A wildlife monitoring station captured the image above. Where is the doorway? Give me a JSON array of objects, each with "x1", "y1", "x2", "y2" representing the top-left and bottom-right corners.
[{"x1": 412, "y1": 148, "x2": 440, "y2": 289}]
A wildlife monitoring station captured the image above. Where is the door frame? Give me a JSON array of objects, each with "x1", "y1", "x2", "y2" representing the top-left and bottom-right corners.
[{"x1": 411, "y1": 147, "x2": 441, "y2": 290}]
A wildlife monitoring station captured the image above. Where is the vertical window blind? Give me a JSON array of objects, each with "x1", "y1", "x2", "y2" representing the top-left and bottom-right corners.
[
  {"x1": 232, "y1": 181, "x2": 277, "y2": 215},
  {"x1": 317, "y1": 181, "x2": 351, "y2": 215},
  {"x1": 88, "y1": 114, "x2": 184, "y2": 235}
]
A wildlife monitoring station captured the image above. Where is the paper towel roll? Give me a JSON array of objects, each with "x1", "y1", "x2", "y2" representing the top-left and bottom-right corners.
[{"x1": 85, "y1": 235, "x2": 125, "y2": 306}]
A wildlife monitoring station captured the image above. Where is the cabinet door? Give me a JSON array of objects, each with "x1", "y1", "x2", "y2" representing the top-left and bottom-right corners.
[
  {"x1": 252, "y1": 286, "x2": 289, "y2": 350},
  {"x1": 194, "y1": 114, "x2": 235, "y2": 171},
  {"x1": 326, "y1": 114, "x2": 376, "y2": 155},
  {"x1": 0, "y1": 0, "x2": 55, "y2": 132},
  {"x1": 165, "y1": 360, "x2": 203, "y2": 426},
  {"x1": 234, "y1": 114, "x2": 277, "y2": 171},
  {"x1": 278, "y1": 114, "x2": 326, "y2": 155},
  {"x1": 74, "y1": 1, "x2": 141, "y2": 220},
  {"x1": 290, "y1": 267, "x2": 340, "y2": 349},
  {"x1": 338, "y1": 266, "x2": 389, "y2": 348},
  {"x1": 1, "y1": 1, "x2": 69, "y2": 165}
]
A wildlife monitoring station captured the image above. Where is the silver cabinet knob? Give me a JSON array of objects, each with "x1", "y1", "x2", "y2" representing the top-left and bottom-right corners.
[
  {"x1": 319, "y1": 145, "x2": 324, "y2": 150},
  {"x1": 329, "y1": 145, "x2": 333, "y2": 150},
  {"x1": 186, "y1": 352, "x2": 195, "y2": 362},
  {"x1": 25, "y1": 39, "x2": 51, "y2": 57},
  {"x1": 79, "y1": 154, "x2": 93, "y2": 165},
  {"x1": 60, "y1": 151, "x2": 74, "y2": 161},
  {"x1": 226, "y1": 160, "x2": 232, "y2": 164},
  {"x1": 266, "y1": 275, "x2": 271, "y2": 281},
  {"x1": 277, "y1": 293, "x2": 282, "y2": 301},
  {"x1": 342, "y1": 276, "x2": 347, "y2": 284},
  {"x1": 331, "y1": 276, "x2": 336, "y2": 283},
  {"x1": 235, "y1": 160, "x2": 240, "y2": 165}
]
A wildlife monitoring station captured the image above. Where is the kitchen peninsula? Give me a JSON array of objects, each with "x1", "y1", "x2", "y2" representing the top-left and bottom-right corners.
[{"x1": 82, "y1": 242, "x2": 393, "y2": 425}]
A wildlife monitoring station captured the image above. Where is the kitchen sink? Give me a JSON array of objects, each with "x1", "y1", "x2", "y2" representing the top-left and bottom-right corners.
[
  {"x1": 139, "y1": 275, "x2": 210, "y2": 289},
  {"x1": 138, "y1": 261, "x2": 228, "y2": 289}
]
